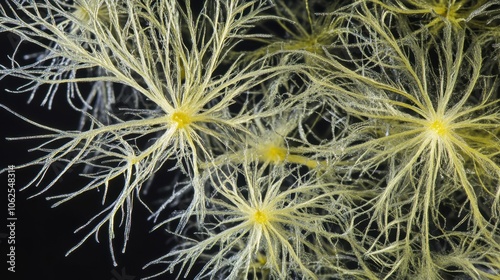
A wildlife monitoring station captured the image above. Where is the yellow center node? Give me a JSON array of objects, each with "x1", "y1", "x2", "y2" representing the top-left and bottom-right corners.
[
  {"x1": 260, "y1": 145, "x2": 287, "y2": 163},
  {"x1": 129, "y1": 156, "x2": 139, "y2": 165},
  {"x1": 257, "y1": 254, "x2": 267, "y2": 266},
  {"x1": 432, "y1": 3, "x2": 459, "y2": 20},
  {"x1": 433, "y1": 6, "x2": 448, "y2": 17},
  {"x1": 253, "y1": 210, "x2": 269, "y2": 225},
  {"x1": 171, "y1": 111, "x2": 192, "y2": 129},
  {"x1": 429, "y1": 119, "x2": 448, "y2": 137}
]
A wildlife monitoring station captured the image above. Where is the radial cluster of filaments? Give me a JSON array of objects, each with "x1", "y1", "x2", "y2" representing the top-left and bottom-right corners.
[{"x1": 0, "y1": 0, "x2": 499, "y2": 279}]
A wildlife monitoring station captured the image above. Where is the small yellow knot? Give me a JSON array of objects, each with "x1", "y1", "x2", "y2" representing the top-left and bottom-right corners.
[
  {"x1": 260, "y1": 145, "x2": 287, "y2": 163},
  {"x1": 129, "y1": 156, "x2": 140, "y2": 165},
  {"x1": 253, "y1": 210, "x2": 269, "y2": 225},
  {"x1": 171, "y1": 111, "x2": 191, "y2": 129},
  {"x1": 429, "y1": 120, "x2": 448, "y2": 137},
  {"x1": 433, "y1": 6, "x2": 448, "y2": 17},
  {"x1": 257, "y1": 254, "x2": 267, "y2": 265},
  {"x1": 432, "y1": 3, "x2": 459, "y2": 20}
]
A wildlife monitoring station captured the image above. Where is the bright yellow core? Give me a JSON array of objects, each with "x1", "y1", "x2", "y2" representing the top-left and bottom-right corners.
[
  {"x1": 128, "y1": 156, "x2": 140, "y2": 165},
  {"x1": 257, "y1": 254, "x2": 267, "y2": 266},
  {"x1": 259, "y1": 144, "x2": 287, "y2": 163},
  {"x1": 253, "y1": 210, "x2": 269, "y2": 225},
  {"x1": 429, "y1": 119, "x2": 448, "y2": 137},
  {"x1": 432, "y1": 3, "x2": 459, "y2": 19},
  {"x1": 171, "y1": 111, "x2": 192, "y2": 129}
]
